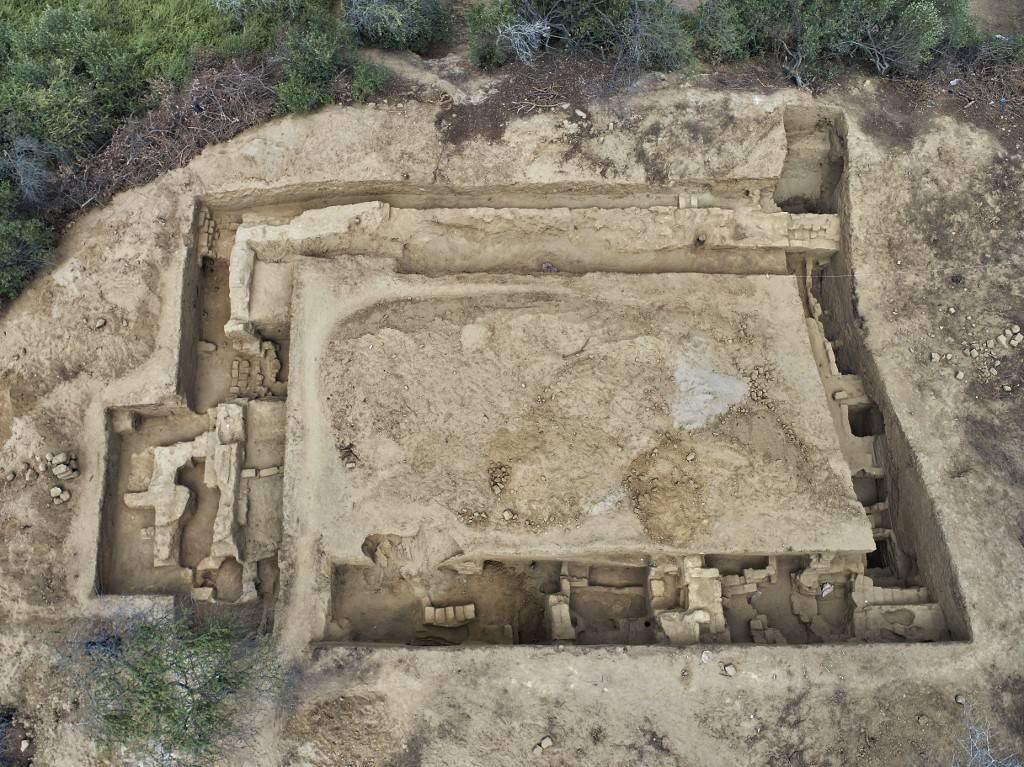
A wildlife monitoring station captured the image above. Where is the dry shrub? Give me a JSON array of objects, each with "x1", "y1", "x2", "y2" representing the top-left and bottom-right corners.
[{"x1": 56, "y1": 58, "x2": 279, "y2": 212}]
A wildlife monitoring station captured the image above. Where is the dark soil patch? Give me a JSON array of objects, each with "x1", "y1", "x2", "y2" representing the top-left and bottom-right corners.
[
  {"x1": 0, "y1": 707, "x2": 33, "y2": 767},
  {"x1": 435, "y1": 51, "x2": 618, "y2": 145}
]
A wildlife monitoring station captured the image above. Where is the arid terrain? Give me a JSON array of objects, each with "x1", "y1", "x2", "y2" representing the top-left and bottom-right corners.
[{"x1": 0, "y1": 43, "x2": 1023, "y2": 767}]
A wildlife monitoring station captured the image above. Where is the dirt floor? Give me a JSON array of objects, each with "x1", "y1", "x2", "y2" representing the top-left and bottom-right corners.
[{"x1": 0, "y1": 43, "x2": 1022, "y2": 767}]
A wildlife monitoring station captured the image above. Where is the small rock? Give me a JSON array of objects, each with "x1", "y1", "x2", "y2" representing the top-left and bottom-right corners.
[
  {"x1": 574, "y1": 109, "x2": 587, "y2": 119},
  {"x1": 94, "y1": 318, "x2": 106, "y2": 328},
  {"x1": 955, "y1": 370, "x2": 965, "y2": 380},
  {"x1": 955, "y1": 693, "x2": 966, "y2": 705},
  {"x1": 821, "y1": 582, "x2": 834, "y2": 597},
  {"x1": 560, "y1": 102, "x2": 570, "y2": 110},
  {"x1": 540, "y1": 736, "x2": 554, "y2": 749},
  {"x1": 24, "y1": 469, "x2": 37, "y2": 481},
  {"x1": 700, "y1": 649, "x2": 712, "y2": 664},
  {"x1": 533, "y1": 745, "x2": 544, "y2": 756},
  {"x1": 1002, "y1": 385, "x2": 1012, "y2": 392},
  {"x1": 20, "y1": 739, "x2": 29, "y2": 752},
  {"x1": 918, "y1": 715, "x2": 930, "y2": 725},
  {"x1": 50, "y1": 486, "x2": 62, "y2": 498},
  {"x1": 60, "y1": 490, "x2": 71, "y2": 502},
  {"x1": 1012, "y1": 324, "x2": 1021, "y2": 334},
  {"x1": 929, "y1": 352, "x2": 940, "y2": 362},
  {"x1": 998, "y1": 335, "x2": 1008, "y2": 347},
  {"x1": 721, "y1": 663, "x2": 737, "y2": 677},
  {"x1": 52, "y1": 452, "x2": 68, "y2": 465},
  {"x1": 345, "y1": 461, "x2": 357, "y2": 469},
  {"x1": 35, "y1": 462, "x2": 46, "y2": 473},
  {"x1": 686, "y1": 452, "x2": 696, "y2": 462},
  {"x1": 45, "y1": 453, "x2": 53, "y2": 462},
  {"x1": 945, "y1": 353, "x2": 952, "y2": 360},
  {"x1": 4, "y1": 472, "x2": 14, "y2": 482},
  {"x1": 502, "y1": 509, "x2": 513, "y2": 521}
]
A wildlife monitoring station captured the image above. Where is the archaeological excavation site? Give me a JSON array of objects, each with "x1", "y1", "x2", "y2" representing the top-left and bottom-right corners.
[
  {"x1": 89, "y1": 105, "x2": 965, "y2": 652},
  {"x1": 1, "y1": 64, "x2": 1022, "y2": 764}
]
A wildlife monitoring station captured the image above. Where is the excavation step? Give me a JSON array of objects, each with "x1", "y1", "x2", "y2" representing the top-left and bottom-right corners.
[{"x1": 223, "y1": 202, "x2": 840, "y2": 348}]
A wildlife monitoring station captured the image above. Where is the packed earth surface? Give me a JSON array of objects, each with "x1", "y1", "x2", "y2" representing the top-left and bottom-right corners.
[{"x1": 1, "y1": 38, "x2": 1023, "y2": 767}]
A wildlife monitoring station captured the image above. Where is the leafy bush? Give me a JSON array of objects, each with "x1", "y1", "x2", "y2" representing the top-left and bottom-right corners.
[
  {"x1": 346, "y1": 0, "x2": 449, "y2": 53},
  {"x1": 351, "y1": 60, "x2": 391, "y2": 102},
  {"x1": 0, "y1": 181, "x2": 55, "y2": 306},
  {"x1": 695, "y1": 0, "x2": 748, "y2": 61},
  {"x1": 0, "y1": 5, "x2": 145, "y2": 152},
  {"x1": 467, "y1": 0, "x2": 518, "y2": 66},
  {"x1": 277, "y1": 11, "x2": 356, "y2": 112},
  {"x1": 79, "y1": 613, "x2": 278, "y2": 767},
  {"x1": 467, "y1": 0, "x2": 694, "y2": 70},
  {"x1": 617, "y1": 0, "x2": 695, "y2": 70},
  {"x1": 693, "y1": 0, "x2": 976, "y2": 79}
]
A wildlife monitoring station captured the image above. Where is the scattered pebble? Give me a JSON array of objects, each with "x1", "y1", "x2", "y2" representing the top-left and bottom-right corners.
[
  {"x1": 955, "y1": 370, "x2": 965, "y2": 380},
  {"x1": 94, "y1": 317, "x2": 106, "y2": 329},
  {"x1": 686, "y1": 452, "x2": 696, "y2": 462},
  {"x1": 540, "y1": 736, "x2": 554, "y2": 749},
  {"x1": 929, "y1": 352, "x2": 940, "y2": 362},
  {"x1": 49, "y1": 486, "x2": 62, "y2": 498},
  {"x1": 721, "y1": 662, "x2": 737, "y2": 677},
  {"x1": 955, "y1": 693, "x2": 966, "y2": 705}
]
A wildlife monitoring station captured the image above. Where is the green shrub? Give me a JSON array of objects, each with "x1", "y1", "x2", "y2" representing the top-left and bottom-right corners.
[
  {"x1": 277, "y1": 11, "x2": 356, "y2": 113},
  {"x1": 79, "y1": 613, "x2": 278, "y2": 767},
  {"x1": 120, "y1": 0, "x2": 239, "y2": 82},
  {"x1": 0, "y1": 5, "x2": 144, "y2": 151},
  {"x1": 0, "y1": 181, "x2": 55, "y2": 305},
  {"x1": 351, "y1": 60, "x2": 391, "y2": 102},
  {"x1": 619, "y1": 0, "x2": 695, "y2": 71},
  {"x1": 346, "y1": 0, "x2": 449, "y2": 53},
  {"x1": 693, "y1": 0, "x2": 975, "y2": 78},
  {"x1": 695, "y1": 0, "x2": 748, "y2": 61},
  {"x1": 467, "y1": 0, "x2": 517, "y2": 67},
  {"x1": 467, "y1": 0, "x2": 693, "y2": 70}
]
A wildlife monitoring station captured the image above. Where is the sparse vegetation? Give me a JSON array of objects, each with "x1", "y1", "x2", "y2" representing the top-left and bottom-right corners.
[
  {"x1": 351, "y1": 60, "x2": 392, "y2": 102},
  {"x1": 953, "y1": 712, "x2": 1024, "y2": 767},
  {"x1": 77, "y1": 612, "x2": 278, "y2": 767},
  {"x1": 0, "y1": 181, "x2": 55, "y2": 304}
]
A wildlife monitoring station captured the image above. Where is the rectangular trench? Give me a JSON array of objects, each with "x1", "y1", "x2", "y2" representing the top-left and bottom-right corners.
[{"x1": 95, "y1": 104, "x2": 969, "y2": 647}]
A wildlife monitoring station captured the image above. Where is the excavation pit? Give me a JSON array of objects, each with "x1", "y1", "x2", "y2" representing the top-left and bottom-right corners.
[{"x1": 96, "y1": 184, "x2": 963, "y2": 646}]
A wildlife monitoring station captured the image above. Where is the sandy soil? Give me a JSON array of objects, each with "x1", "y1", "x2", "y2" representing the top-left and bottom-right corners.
[{"x1": 0, "y1": 55, "x2": 1021, "y2": 767}]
